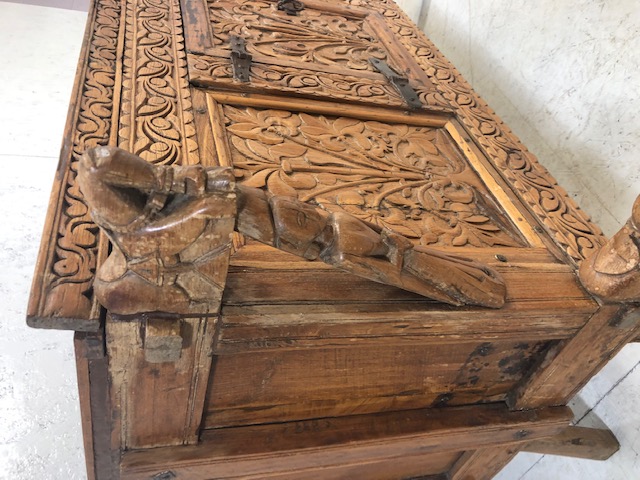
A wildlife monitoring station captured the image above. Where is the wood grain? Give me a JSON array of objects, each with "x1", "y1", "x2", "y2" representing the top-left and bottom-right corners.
[
  {"x1": 120, "y1": 404, "x2": 571, "y2": 479},
  {"x1": 107, "y1": 314, "x2": 219, "y2": 448}
]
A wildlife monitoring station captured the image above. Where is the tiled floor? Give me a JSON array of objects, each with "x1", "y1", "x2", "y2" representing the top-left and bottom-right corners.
[
  {"x1": 0, "y1": 2, "x2": 88, "y2": 478},
  {"x1": 0, "y1": 2, "x2": 638, "y2": 479},
  {"x1": 5, "y1": 0, "x2": 89, "y2": 11}
]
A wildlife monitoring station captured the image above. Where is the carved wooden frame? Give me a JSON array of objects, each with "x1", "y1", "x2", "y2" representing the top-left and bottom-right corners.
[{"x1": 28, "y1": 0, "x2": 608, "y2": 332}]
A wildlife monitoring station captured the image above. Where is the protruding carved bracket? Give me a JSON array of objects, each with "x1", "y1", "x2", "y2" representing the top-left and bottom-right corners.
[
  {"x1": 78, "y1": 147, "x2": 507, "y2": 317},
  {"x1": 77, "y1": 146, "x2": 236, "y2": 317},
  {"x1": 369, "y1": 58, "x2": 422, "y2": 109},
  {"x1": 579, "y1": 195, "x2": 640, "y2": 304},
  {"x1": 230, "y1": 35, "x2": 252, "y2": 82}
]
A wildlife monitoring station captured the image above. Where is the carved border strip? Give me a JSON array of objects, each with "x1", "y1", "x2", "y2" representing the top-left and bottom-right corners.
[
  {"x1": 28, "y1": 0, "x2": 121, "y2": 330},
  {"x1": 119, "y1": 0, "x2": 199, "y2": 166},
  {"x1": 347, "y1": 0, "x2": 606, "y2": 265},
  {"x1": 30, "y1": 0, "x2": 202, "y2": 329}
]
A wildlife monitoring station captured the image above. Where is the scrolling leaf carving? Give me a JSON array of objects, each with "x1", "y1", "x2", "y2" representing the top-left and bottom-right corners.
[
  {"x1": 207, "y1": 0, "x2": 390, "y2": 72},
  {"x1": 38, "y1": 0, "x2": 122, "y2": 321},
  {"x1": 224, "y1": 106, "x2": 525, "y2": 249},
  {"x1": 119, "y1": 0, "x2": 198, "y2": 165}
]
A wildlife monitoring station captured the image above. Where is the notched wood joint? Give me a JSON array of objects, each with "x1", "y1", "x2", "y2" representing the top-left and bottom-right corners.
[{"x1": 144, "y1": 317, "x2": 184, "y2": 364}]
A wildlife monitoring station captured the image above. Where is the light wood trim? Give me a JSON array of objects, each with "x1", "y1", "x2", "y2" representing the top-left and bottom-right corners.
[
  {"x1": 446, "y1": 121, "x2": 545, "y2": 248},
  {"x1": 205, "y1": 91, "x2": 450, "y2": 126}
]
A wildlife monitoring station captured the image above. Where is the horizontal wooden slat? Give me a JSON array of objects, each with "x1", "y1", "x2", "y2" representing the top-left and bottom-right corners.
[
  {"x1": 217, "y1": 303, "x2": 591, "y2": 353},
  {"x1": 225, "y1": 245, "x2": 591, "y2": 310},
  {"x1": 205, "y1": 340, "x2": 550, "y2": 428},
  {"x1": 121, "y1": 404, "x2": 571, "y2": 479}
]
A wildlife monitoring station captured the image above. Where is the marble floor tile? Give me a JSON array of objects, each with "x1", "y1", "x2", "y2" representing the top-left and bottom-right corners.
[
  {"x1": 0, "y1": 3, "x2": 88, "y2": 478},
  {"x1": 0, "y1": 2, "x2": 87, "y2": 158}
]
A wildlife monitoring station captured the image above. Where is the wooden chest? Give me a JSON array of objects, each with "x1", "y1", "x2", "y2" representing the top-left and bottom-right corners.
[{"x1": 28, "y1": 0, "x2": 640, "y2": 478}]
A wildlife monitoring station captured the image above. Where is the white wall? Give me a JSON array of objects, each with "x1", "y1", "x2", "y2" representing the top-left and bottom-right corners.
[
  {"x1": 393, "y1": 0, "x2": 424, "y2": 24},
  {"x1": 420, "y1": 1, "x2": 640, "y2": 236}
]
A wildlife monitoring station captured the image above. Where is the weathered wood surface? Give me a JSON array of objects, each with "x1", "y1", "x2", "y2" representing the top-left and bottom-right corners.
[
  {"x1": 449, "y1": 445, "x2": 521, "y2": 480},
  {"x1": 107, "y1": 314, "x2": 219, "y2": 449},
  {"x1": 74, "y1": 332, "x2": 120, "y2": 480},
  {"x1": 205, "y1": 339, "x2": 552, "y2": 428},
  {"x1": 120, "y1": 404, "x2": 571, "y2": 480},
  {"x1": 523, "y1": 426, "x2": 620, "y2": 461},
  {"x1": 510, "y1": 304, "x2": 640, "y2": 409}
]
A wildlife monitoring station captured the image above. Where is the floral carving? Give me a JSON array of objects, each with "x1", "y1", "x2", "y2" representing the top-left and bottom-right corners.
[
  {"x1": 207, "y1": 0, "x2": 392, "y2": 72},
  {"x1": 30, "y1": 0, "x2": 122, "y2": 325},
  {"x1": 224, "y1": 106, "x2": 524, "y2": 248}
]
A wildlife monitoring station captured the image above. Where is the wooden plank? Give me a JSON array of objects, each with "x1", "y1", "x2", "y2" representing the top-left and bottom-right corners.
[
  {"x1": 107, "y1": 314, "x2": 219, "y2": 449},
  {"x1": 223, "y1": 267, "x2": 592, "y2": 306},
  {"x1": 121, "y1": 404, "x2": 571, "y2": 479},
  {"x1": 205, "y1": 340, "x2": 550, "y2": 428},
  {"x1": 74, "y1": 332, "x2": 120, "y2": 480},
  {"x1": 216, "y1": 308, "x2": 588, "y2": 353},
  {"x1": 523, "y1": 426, "x2": 620, "y2": 461},
  {"x1": 180, "y1": 0, "x2": 212, "y2": 52},
  {"x1": 511, "y1": 305, "x2": 640, "y2": 408},
  {"x1": 191, "y1": 88, "x2": 219, "y2": 167},
  {"x1": 448, "y1": 445, "x2": 521, "y2": 480},
  {"x1": 207, "y1": 91, "x2": 450, "y2": 127}
]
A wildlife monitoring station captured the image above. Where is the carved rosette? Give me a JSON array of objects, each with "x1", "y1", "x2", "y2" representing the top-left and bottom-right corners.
[{"x1": 224, "y1": 106, "x2": 525, "y2": 249}]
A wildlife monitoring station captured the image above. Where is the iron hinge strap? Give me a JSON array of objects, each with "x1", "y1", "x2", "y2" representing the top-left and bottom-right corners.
[
  {"x1": 230, "y1": 35, "x2": 252, "y2": 82},
  {"x1": 369, "y1": 58, "x2": 422, "y2": 109}
]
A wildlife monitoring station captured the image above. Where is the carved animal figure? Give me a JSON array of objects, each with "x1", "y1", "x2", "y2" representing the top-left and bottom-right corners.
[
  {"x1": 77, "y1": 146, "x2": 507, "y2": 315},
  {"x1": 579, "y1": 195, "x2": 640, "y2": 302}
]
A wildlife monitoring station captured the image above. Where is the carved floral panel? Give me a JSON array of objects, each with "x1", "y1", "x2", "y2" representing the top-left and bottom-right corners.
[
  {"x1": 223, "y1": 105, "x2": 526, "y2": 248},
  {"x1": 207, "y1": 0, "x2": 395, "y2": 72}
]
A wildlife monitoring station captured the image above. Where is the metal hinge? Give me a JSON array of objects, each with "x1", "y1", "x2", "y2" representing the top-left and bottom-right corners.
[
  {"x1": 277, "y1": 0, "x2": 305, "y2": 15},
  {"x1": 230, "y1": 35, "x2": 252, "y2": 82},
  {"x1": 369, "y1": 58, "x2": 422, "y2": 109}
]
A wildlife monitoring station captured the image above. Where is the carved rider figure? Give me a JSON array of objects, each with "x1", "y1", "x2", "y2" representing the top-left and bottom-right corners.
[{"x1": 78, "y1": 146, "x2": 507, "y2": 316}]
